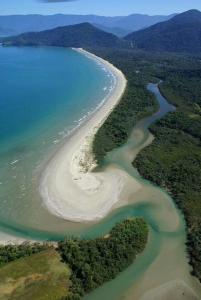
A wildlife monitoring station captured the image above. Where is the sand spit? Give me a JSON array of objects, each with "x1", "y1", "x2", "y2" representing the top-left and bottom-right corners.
[
  {"x1": 0, "y1": 232, "x2": 32, "y2": 245},
  {"x1": 39, "y1": 49, "x2": 141, "y2": 222}
]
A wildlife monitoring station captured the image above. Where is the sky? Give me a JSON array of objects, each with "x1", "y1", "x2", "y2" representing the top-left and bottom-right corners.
[{"x1": 0, "y1": 0, "x2": 201, "y2": 16}]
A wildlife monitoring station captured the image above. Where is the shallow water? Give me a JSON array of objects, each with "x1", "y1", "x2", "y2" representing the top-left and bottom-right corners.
[
  {"x1": 0, "y1": 46, "x2": 115, "y2": 238},
  {"x1": 1, "y1": 47, "x2": 201, "y2": 299},
  {"x1": 83, "y1": 84, "x2": 201, "y2": 299}
]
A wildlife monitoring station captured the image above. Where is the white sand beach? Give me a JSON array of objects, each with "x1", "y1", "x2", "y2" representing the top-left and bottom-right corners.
[
  {"x1": 1, "y1": 48, "x2": 201, "y2": 300},
  {"x1": 0, "y1": 232, "x2": 30, "y2": 245},
  {"x1": 39, "y1": 49, "x2": 141, "y2": 222}
]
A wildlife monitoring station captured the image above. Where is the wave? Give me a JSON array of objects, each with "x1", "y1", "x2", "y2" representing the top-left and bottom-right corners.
[{"x1": 53, "y1": 59, "x2": 117, "y2": 146}]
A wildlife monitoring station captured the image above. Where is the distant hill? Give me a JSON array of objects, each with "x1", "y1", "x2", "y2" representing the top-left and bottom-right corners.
[
  {"x1": 0, "y1": 27, "x2": 15, "y2": 37},
  {"x1": 113, "y1": 13, "x2": 176, "y2": 32},
  {"x1": 0, "y1": 13, "x2": 175, "y2": 37},
  {"x1": 126, "y1": 10, "x2": 201, "y2": 54},
  {"x1": 2, "y1": 23, "x2": 126, "y2": 48},
  {"x1": 93, "y1": 23, "x2": 130, "y2": 37}
]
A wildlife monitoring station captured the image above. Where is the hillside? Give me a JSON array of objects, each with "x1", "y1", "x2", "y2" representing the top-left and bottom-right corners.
[
  {"x1": 93, "y1": 23, "x2": 129, "y2": 37},
  {"x1": 0, "y1": 218, "x2": 148, "y2": 300},
  {"x1": 0, "y1": 13, "x2": 175, "y2": 37},
  {"x1": 126, "y1": 9, "x2": 201, "y2": 54},
  {"x1": 0, "y1": 27, "x2": 15, "y2": 37},
  {"x1": 2, "y1": 23, "x2": 126, "y2": 48},
  {"x1": 0, "y1": 248, "x2": 70, "y2": 300},
  {"x1": 114, "y1": 13, "x2": 175, "y2": 32}
]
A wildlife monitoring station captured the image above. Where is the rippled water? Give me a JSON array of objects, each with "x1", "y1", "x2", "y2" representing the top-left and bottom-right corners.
[
  {"x1": 1, "y1": 47, "x2": 200, "y2": 299},
  {"x1": 0, "y1": 46, "x2": 114, "y2": 238}
]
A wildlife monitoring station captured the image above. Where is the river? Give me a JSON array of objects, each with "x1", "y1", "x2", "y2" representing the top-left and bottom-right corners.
[
  {"x1": 1, "y1": 46, "x2": 200, "y2": 298},
  {"x1": 84, "y1": 83, "x2": 201, "y2": 300}
]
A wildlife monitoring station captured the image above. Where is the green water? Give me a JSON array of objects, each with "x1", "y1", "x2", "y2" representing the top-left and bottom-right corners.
[
  {"x1": 0, "y1": 46, "x2": 115, "y2": 239},
  {"x1": 1, "y1": 47, "x2": 200, "y2": 299},
  {"x1": 83, "y1": 84, "x2": 201, "y2": 299}
]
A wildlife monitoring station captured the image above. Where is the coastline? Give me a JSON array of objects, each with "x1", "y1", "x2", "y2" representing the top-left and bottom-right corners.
[
  {"x1": 0, "y1": 232, "x2": 29, "y2": 245},
  {"x1": 39, "y1": 48, "x2": 135, "y2": 222},
  {"x1": 1, "y1": 49, "x2": 200, "y2": 300}
]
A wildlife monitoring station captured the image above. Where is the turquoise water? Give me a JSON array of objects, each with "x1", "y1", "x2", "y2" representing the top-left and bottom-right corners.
[
  {"x1": 1, "y1": 47, "x2": 200, "y2": 299},
  {"x1": 0, "y1": 46, "x2": 114, "y2": 238},
  {"x1": 83, "y1": 84, "x2": 201, "y2": 299}
]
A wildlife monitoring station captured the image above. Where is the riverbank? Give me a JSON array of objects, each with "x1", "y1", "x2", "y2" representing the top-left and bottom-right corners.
[
  {"x1": 1, "y1": 48, "x2": 201, "y2": 300},
  {"x1": 134, "y1": 79, "x2": 201, "y2": 286},
  {"x1": 0, "y1": 232, "x2": 28, "y2": 245},
  {"x1": 39, "y1": 49, "x2": 131, "y2": 222},
  {"x1": 84, "y1": 82, "x2": 201, "y2": 300}
]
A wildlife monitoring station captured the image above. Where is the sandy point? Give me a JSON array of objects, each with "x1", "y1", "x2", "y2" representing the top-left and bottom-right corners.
[{"x1": 39, "y1": 49, "x2": 141, "y2": 222}]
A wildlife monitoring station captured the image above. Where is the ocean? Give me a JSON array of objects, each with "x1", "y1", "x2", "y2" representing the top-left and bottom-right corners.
[
  {"x1": 1, "y1": 46, "x2": 198, "y2": 300},
  {"x1": 0, "y1": 46, "x2": 114, "y2": 239}
]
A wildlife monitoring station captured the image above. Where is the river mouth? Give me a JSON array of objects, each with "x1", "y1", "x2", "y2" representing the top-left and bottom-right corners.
[
  {"x1": 1, "y1": 67, "x2": 201, "y2": 298},
  {"x1": 83, "y1": 83, "x2": 201, "y2": 299}
]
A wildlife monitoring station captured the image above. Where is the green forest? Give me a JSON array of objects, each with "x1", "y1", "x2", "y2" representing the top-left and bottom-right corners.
[
  {"x1": 58, "y1": 218, "x2": 148, "y2": 300},
  {"x1": 0, "y1": 242, "x2": 50, "y2": 267},
  {"x1": 1, "y1": 7, "x2": 201, "y2": 298},
  {"x1": 134, "y1": 71, "x2": 201, "y2": 279},
  {"x1": 92, "y1": 48, "x2": 201, "y2": 281},
  {"x1": 92, "y1": 48, "x2": 158, "y2": 164},
  {"x1": 0, "y1": 218, "x2": 148, "y2": 300},
  {"x1": 0, "y1": 47, "x2": 201, "y2": 297}
]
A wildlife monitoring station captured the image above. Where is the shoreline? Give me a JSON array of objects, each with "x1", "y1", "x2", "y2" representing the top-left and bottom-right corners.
[
  {"x1": 0, "y1": 232, "x2": 29, "y2": 246},
  {"x1": 39, "y1": 48, "x2": 132, "y2": 222},
  {"x1": 1, "y1": 50, "x2": 200, "y2": 300}
]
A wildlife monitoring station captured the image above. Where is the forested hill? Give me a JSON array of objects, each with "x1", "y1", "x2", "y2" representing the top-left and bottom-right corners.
[
  {"x1": 2, "y1": 23, "x2": 127, "y2": 48},
  {"x1": 3, "y1": 10, "x2": 201, "y2": 53},
  {"x1": 0, "y1": 13, "x2": 175, "y2": 37},
  {"x1": 125, "y1": 9, "x2": 201, "y2": 54}
]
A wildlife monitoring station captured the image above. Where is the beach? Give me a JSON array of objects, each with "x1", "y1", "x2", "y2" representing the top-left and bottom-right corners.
[
  {"x1": 39, "y1": 48, "x2": 139, "y2": 222},
  {"x1": 0, "y1": 232, "x2": 32, "y2": 245},
  {"x1": 1, "y1": 49, "x2": 201, "y2": 300}
]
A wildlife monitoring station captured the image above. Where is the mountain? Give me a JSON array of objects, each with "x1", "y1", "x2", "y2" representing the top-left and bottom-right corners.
[
  {"x1": 0, "y1": 27, "x2": 15, "y2": 37},
  {"x1": 126, "y1": 10, "x2": 201, "y2": 54},
  {"x1": 2, "y1": 23, "x2": 126, "y2": 48},
  {"x1": 0, "y1": 13, "x2": 175, "y2": 37},
  {"x1": 110, "y1": 13, "x2": 176, "y2": 32},
  {"x1": 93, "y1": 23, "x2": 130, "y2": 37}
]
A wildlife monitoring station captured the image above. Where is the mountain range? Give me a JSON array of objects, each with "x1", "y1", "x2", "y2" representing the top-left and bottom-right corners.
[
  {"x1": 2, "y1": 22, "x2": 127, "y2": 48},
  {"x1": 2, "y1": 10, "x2": 201, "y2": 55},
  {"x1": 126, "y1": 9, "x2": 201, "y2": 54},
  {"x1": 0, "y1": 13, "x2": 175, "y2": 37}
]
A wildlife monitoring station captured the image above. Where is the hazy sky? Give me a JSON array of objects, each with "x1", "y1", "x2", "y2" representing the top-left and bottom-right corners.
[{"x1": 1, "y1": 0, "x2": 201, "y2": 16}]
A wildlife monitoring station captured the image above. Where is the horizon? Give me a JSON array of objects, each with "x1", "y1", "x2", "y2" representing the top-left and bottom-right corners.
[
  {"x1": 0, "y1": 8, "x2": 200, "y2": 18},
  {"x1": 1, "y1": 0, "x2": 201, "y2": 17}
]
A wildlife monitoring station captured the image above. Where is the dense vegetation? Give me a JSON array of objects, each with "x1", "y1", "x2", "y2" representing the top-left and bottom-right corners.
[
  {"x1": 0, "y1": 47, "x2": 199, "y2": 293},
  {"x1": 0, "y1": 218, "x2": 148, "y2": 300},
  {"x1": 91, "y1": 48, "x2": 201, "y2": 281},
  {"x1": 0, "y1": 13, "x2": 174, "y2": 37},
  {"x1": 126, "y1": 9, "x2": 201, "y2": 55},
  {"x1": 3, "y1": 9, "x2": 201, "y2": 55},
  {"x1": 92, "y1": 48, "x2": 201, "y2": 163},
  {"x1": 92, "y1": 48, "x2": 158, "y2": 164},
  {"x1": 0, "y1": 248, "x2": 70, "y2": 300},
  {"x1": 133, "y1": 59, "x2": 201, "y2": 280},
  {"x1": 1, "y1": 22, "x2": 201, "y2": 294},
  {"x1": 58, "y1": 218, "x2": 148, "y2": 300},
  {"x1": 0, "y1": 242, "x2": 49, "y2": 267},
  {"x1": 2, "y1": 23, "x2": 127, "y2": 48}
]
